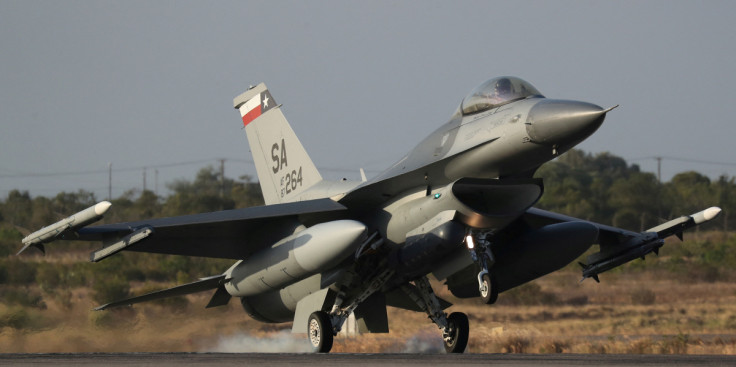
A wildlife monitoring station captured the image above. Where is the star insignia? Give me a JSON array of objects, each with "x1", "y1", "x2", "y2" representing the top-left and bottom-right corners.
[{"x1": 262, "y1": 95, "x2": 270, "y2": 108}]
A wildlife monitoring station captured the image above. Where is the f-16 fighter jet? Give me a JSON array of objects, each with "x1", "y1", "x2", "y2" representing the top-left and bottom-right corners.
[{"x1": 20, "y1": 76, "x2": 720, "y2": 353}]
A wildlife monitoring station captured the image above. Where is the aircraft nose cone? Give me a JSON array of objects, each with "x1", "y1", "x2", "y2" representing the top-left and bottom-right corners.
[{"x1": 525, "y1": 100, "x2": 607, "y2": 146}]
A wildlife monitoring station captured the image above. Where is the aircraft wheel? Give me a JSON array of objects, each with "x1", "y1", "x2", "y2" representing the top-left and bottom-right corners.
[
  {"x1": 479, "y1": 273, "x2": 498, "y2": 304},
  {"x1": 308, "y1": 311, "x2": 333, "y2": 353},
  {"x1": 444, "y1": 312, "x2": 469, "y2": 353}
]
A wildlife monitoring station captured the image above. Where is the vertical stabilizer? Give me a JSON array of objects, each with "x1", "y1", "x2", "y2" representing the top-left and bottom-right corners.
[{"x1": 234, "y1": 84, "x2": 323, "y2": 204}]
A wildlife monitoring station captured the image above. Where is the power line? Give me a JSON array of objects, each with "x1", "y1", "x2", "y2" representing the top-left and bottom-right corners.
[
  {"x1": 0, "y1": 158, "x2": 221, "y2": 179},
  {"x1": 628, "y1": 156, "x2": 736, "y2": 167},
  {"x1": 0, "y1": 158, "x2": 382, "y2": 180}
]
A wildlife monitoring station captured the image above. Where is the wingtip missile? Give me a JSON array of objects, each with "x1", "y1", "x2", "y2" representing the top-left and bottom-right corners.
[
  {"x1": 582, "y1": 206, "x2": 720, "y2": 281},
  {"x1": 18, "y1": 201, "x2": 112, "y2": 255},
  {"x1": 646, "y1": 206, "x2": 722, "y2": 240}
]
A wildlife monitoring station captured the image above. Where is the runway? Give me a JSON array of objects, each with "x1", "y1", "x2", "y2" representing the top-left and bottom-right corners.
[{"x1": 1, "y1": 353, "x2": 735, "y2": 366}]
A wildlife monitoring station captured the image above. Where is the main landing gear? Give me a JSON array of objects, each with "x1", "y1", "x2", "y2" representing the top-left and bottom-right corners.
[
  {"x1": 466, "y1": 231, "x2": 498, "y2": 304},
  {"x1": 308, "y1": 272, "x2": 470, "y2": 353},
  {"x1": 401, "y1": 276, "x2": 469, "y2": 353},
  {"x1": 307, "y1": 268, "x2": 395, "y2": 353}
]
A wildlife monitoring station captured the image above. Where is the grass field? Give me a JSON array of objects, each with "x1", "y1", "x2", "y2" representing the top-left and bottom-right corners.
[{"x1": 2, "y1": 266, "x2": 736, "y2": 354}]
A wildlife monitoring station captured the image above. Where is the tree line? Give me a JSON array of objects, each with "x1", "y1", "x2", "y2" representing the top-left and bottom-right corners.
[
  {"x1": 0, "y1": 150, "x2": 733, "y2": 319},
  {"x1": 0, "y1": 168, "x2": 263, "y2": 317},
  {"x1": 535, "y1": 149, "x2": 733, "y2": 232},
  {"x1": 2, "y1": 150, "x2": 732, "y2": 234}
]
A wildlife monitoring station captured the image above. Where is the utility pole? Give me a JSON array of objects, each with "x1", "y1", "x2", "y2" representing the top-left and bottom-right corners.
[
  {"x1": 108, "y1": 162, "x2": 112, "y2": 201},
  {"x1": 143, "y1": 167, "x2": 147, "y2": 192},
  {"x1": 219, "y1": 158, "x2": 226, "y2": 199},
  {"x1": 656, "y1": 157, "x2": 662, "y2": 183},
  {"x1": 155, "y1": 169, "x2": 159, "y2": 196}
]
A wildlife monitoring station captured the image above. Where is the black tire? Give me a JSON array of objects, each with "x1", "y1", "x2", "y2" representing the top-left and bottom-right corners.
[
  {"x1": 444, "y1": 312, "x2": 469, "y2": 353},
  {"x1": 307, "y1": 311, "x2": 333, "y2": 353},
  {"x1": 479, "y1": 273, "x2": 498, "y2": 304}
]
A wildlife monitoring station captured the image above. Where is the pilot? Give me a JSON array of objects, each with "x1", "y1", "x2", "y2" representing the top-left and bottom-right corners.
[{"x1": 494, "y1": 78, "x2": 512, "y2": 99}]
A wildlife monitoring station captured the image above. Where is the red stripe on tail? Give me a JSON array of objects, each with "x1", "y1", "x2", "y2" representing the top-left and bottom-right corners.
[{"x1": 241, "y1": 107, "x2": 262, "y2": 127}]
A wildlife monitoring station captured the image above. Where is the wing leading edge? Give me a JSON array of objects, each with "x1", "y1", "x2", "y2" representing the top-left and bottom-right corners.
[{"x1": 61, "y1": 198, "x2": 347, "y2": 261}]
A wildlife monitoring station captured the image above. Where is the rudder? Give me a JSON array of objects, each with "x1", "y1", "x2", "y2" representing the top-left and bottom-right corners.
[{"x1": 234, "y1": 84, "x2": 322, "y2": 204}]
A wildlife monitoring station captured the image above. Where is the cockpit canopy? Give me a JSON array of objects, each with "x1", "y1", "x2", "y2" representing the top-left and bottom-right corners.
[{"x1": 461, "y1": 76, "x2": 544, "y2": 115}]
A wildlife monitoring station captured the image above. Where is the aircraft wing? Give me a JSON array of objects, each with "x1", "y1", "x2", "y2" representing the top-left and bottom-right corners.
[
  {"x1": 522, "y1": 208, "x2": 638, "y2": 247},
  {"x1": 521, "y1": 206, "x2": 721, "y2": 281},
  {"x1": 21, "y1": 198, "x2": 348, "y2": 261}
]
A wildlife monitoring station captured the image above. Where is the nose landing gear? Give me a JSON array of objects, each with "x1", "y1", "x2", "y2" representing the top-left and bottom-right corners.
[{"x1": 466, "y1": 231, "x2": 498, "y2": 304}]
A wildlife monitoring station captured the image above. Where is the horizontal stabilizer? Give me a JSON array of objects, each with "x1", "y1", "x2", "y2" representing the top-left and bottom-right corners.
[{"x1": 95, "y1": 274, "x2": 226, "y2": 311}]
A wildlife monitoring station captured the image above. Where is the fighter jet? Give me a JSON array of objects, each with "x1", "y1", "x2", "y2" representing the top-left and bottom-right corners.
[{"x1": 19, "y1": 76, "x2": 721, "y2": 353}]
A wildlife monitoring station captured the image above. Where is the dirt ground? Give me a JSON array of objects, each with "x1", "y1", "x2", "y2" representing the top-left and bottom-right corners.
[{"x1": 2, "y1": 269, "x2": 736, "y2": 354}]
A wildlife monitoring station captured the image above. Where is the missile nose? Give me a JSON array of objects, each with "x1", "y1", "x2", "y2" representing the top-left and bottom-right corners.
[
  {"x1": 525, "y1": 100, "x2": 612, "y2": 147},
  {"x1": 94, "y1": 201, "x2": 112, "y2": 216},
  {"x1": 694, "y1": 206, "x2": 722, "y2": 224}
]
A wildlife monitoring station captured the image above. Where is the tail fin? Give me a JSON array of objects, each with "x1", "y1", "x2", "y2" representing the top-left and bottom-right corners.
[{"x1": 233, "y1": 83, "x2": 322, "y2": 205}]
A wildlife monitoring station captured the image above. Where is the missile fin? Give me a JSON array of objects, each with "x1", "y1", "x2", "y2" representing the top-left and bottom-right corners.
[
  {"x1": 676, "y1": 232, "x2": 684, "y2": 241},
  {"x1": 16, "y1": 242, "x2": 45, "y2": 256}
]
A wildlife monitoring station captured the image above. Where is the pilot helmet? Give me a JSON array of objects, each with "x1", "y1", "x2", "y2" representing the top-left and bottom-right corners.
[{"x1": 494, "y1": 78, "x2": 512, "y2": 97}]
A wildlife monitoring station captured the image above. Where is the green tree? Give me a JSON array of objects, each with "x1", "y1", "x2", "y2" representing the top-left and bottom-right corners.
[
  {"x1": 1, "y1": 190, "x2": 32, "y2": 227},
  {"x1": 52, "y1": 190, "x2": 97, "y2": 214},
  {"x1": 163, "y1": 166, "x2": 234, "y2": 215},
  {"x1": 714, "y1": 175, "x2": 736, "y2": 232},
  {"x1": 665, "y1": 171, "x2": 712, "y2": 218},
  {"x1": 608, "y1": 171, "x2": 663, "y2": 230}
]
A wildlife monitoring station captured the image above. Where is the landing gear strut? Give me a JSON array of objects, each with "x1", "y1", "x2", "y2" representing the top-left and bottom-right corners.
[
  {"x1": 466, "y1": 231, "x2": 498, "y2": 304},
  {"x1": 402, "y1": 276, "x2": 469, "y2": 353},
  {"x1": 308, "y1": 268, "x2": 395, "y2": 353}
]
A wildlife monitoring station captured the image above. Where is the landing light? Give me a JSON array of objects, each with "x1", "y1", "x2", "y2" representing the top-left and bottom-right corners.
[{"x1": 465, "y1": 235, "x2": 475, "y2": 249}]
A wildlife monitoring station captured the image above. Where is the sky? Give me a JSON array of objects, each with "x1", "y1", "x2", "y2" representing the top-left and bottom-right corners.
[{"x1": 1, "y1": 0, "x2": 735, "y2": 200}]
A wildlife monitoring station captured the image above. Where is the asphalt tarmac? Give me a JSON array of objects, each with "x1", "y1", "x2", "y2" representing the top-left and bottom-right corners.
[{"x1": 1, "y1": 353, "x2": 736, "y2": 366}]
